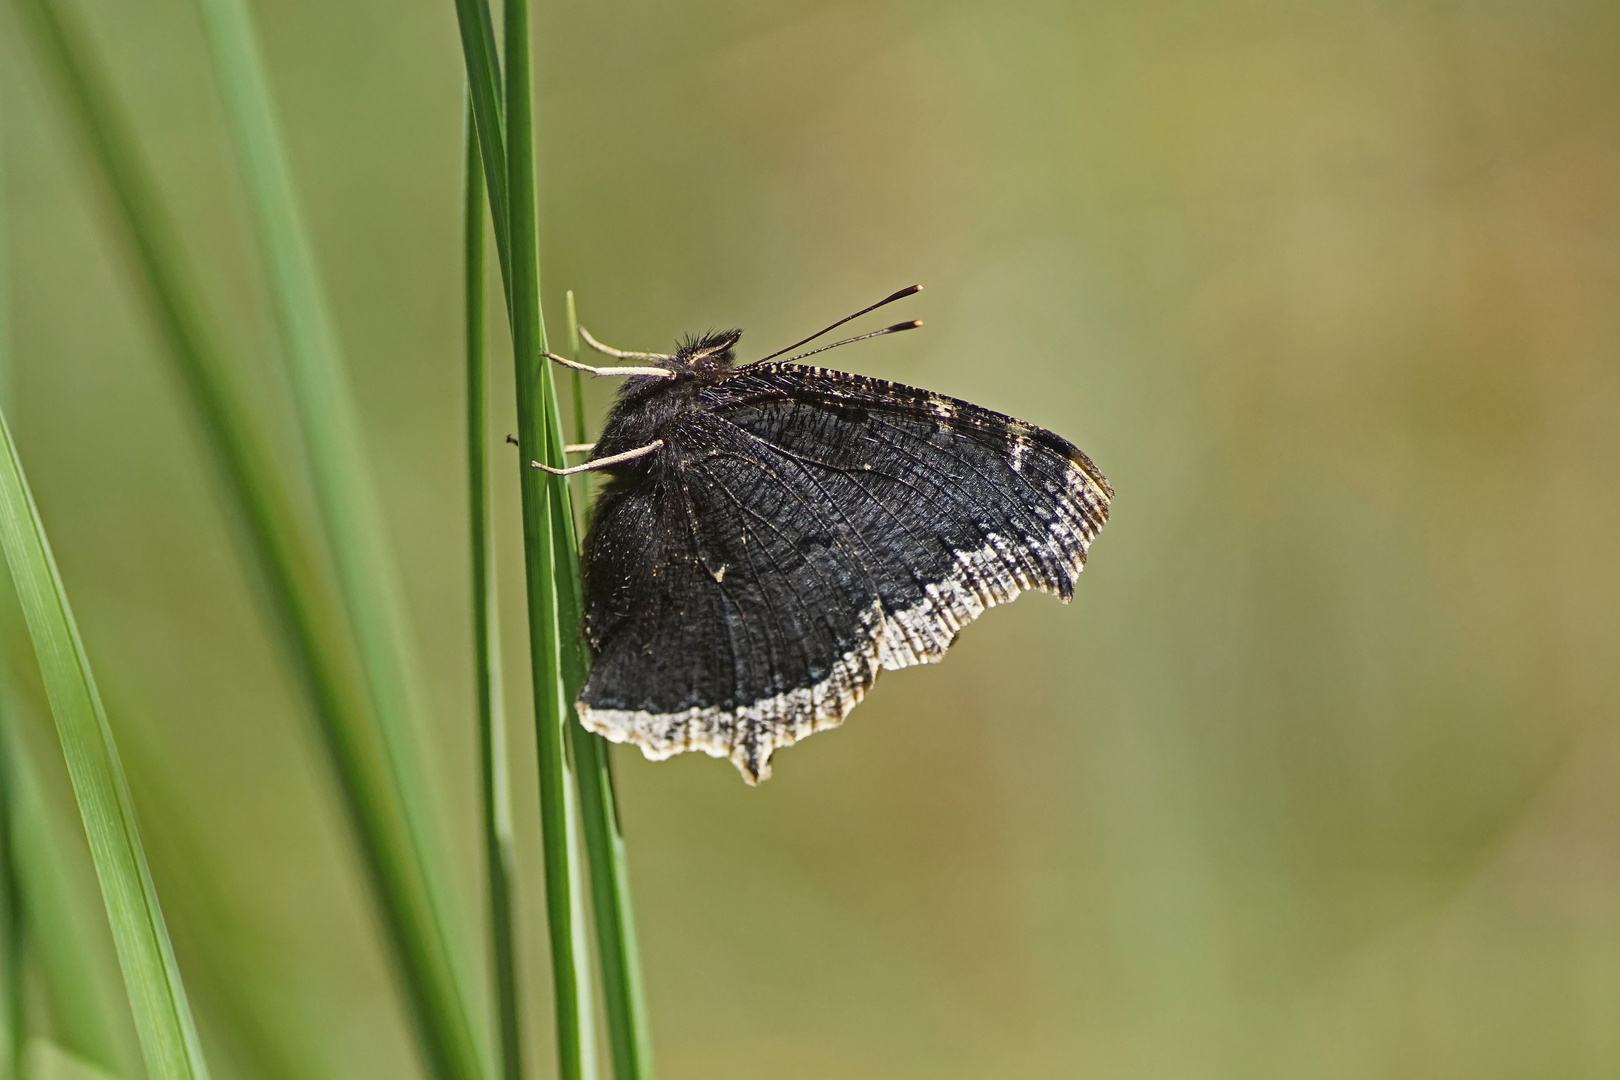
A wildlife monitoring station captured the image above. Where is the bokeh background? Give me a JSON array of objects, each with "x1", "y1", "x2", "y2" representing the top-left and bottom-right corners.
[{"x1": 5, "y1": 0, "x2": 1620, "y2": 1077}]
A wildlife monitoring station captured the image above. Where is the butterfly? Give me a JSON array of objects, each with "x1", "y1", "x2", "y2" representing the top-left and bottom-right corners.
[{"x1": 537, "y1": 286, "x2": 1112, "y2": 784}]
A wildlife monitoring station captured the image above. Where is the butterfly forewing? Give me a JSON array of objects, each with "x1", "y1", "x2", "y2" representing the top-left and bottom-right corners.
[
  {"x1": 711, "y1": 363, "x2": 1111, "y2": 600},
  {"x1": 577, "y1": 361, "x2": 1111, "y2": 783}
]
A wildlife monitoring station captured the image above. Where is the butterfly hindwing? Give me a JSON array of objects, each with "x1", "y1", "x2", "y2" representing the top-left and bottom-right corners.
[
  {"x1": 580, "y1": 410, "x2": 890, "y2": 781},
  {"x1": 577, "y1": 361, "x2": 1111, "y2": 783}
]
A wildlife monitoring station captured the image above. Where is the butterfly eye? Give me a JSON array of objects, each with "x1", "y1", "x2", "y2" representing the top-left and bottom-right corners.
[{"x1": 684, "y1": 335, "x2": 739, "y2": 372}]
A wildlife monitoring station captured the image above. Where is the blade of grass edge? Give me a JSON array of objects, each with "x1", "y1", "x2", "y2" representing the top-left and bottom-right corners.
[
  {"x1": 0, "y1": 411, "x2": 210, "y2": 1080},
  {"x1": 0, "y1": 692, "x2": 22, "y2": 1080},
  {"x1": 115, "y1": 726, "x2": 331, "y2": 1080},
  {"x1": 0, "y1": 80, "x2": 24, "y2": 1080},
  {"x1": 5, "y1": 50, "x2": 133, "y2": 1080},
  {"x1": 2, "y1": 711, "x2": 135, "y2": 1076},
  {"x1": 559, "y1": 297, "x2": 654, "y2": 1080},
  {"x1": 453, "y1": 3, "x2": 648, "y2": 1075},
  {"x1": 546, "y1": 294, "x2": 597, "y2": 1080},
  {"x1": 10, "y1": 3, "x2": 484, "y2": 1078},
  {"x1": 465, "y1": 103, "x2": 523, "y2": 1080},
  {"x1": 500, "y1": 0, "x2": 597, "y2": 1074},
  {"x1": 454, "y1": 2, "x2": 653, "y2": 1069},
  {"x1": 188, "y1": 2, "x2": 483, "y2": 1070},
  {"x1": 450, "y1": 0, "x2": 509, "y2": 300},
  {"x1": 565, "y1": 292, "x2": 589, "y2": 530}
]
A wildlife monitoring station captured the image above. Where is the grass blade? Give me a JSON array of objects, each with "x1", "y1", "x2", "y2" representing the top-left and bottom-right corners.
[
  {"x1": 465, "y1": 103, "x2": 523, "y2": 1080},
  {"x1": 0, "y1": 411, "x2": 210, "y2": 1080},
  {"x1": 0, "y1": 80, "x2": 24, "y2": 1080},
  {"x1": 114, "y1": 729, "x2": 331, "y2": 1080},
  {"x1": 0, "y1": 712, "x2": 22, "y2": 1080},
  {"x1": 0, "y1": 716, "x2": 135, "y2": 1077},
  {"x1": 10, "y1": 3, "x2": 484, "y2": 1077},
  {"x1": 186, "y1": 1, "x2": 483, "y2": 1070},
  {"x1": 450, "y1": 0, "x2": 509, "y2": 300},
  {"x1": 558, "y1": 298, "x2": 655, "y2": 1080},
  {"x1": 450, "y1": 3, "x2": 655, "y2": 1073},
  {"x1": 0, "y1": 77, "x2": 130, "y2": 1080},
  {"x1": 565, "y1": 703, "x2": 654, "y2": 1080},
  {"x1": 565, "y1": 292, "x2": 590, "y2": 528},
  {"x1": 498, "y1": 0, "x2": 596, "y2": 1072}
]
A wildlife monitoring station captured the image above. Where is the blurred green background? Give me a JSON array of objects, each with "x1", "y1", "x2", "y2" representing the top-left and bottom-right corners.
[{"x1": 5, "y1": 0, "x2": 1620, "y2": 1077}]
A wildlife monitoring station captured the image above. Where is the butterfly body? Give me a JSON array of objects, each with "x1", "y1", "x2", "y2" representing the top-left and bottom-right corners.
[{"x1": 576, "y1": 330, "x2": 1111, "y2": 784}]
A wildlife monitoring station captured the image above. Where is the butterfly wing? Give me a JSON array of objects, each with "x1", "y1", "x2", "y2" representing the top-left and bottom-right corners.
[{"x1": 576, "y1": 363, "x2": 1112, "y2": 783}]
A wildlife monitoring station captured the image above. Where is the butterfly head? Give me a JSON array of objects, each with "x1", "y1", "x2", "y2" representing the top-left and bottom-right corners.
[{"x1": 673, "y1": 330, "x2": 741, "y2": 377}]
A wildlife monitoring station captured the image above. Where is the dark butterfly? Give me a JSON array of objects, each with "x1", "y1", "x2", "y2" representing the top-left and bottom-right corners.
[{"x1": 537, "y1": 286, "x2": 1112, "y2": 784}]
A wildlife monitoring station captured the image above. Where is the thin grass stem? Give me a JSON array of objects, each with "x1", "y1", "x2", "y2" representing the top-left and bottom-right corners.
[
  {"x1": 450, "y1": 4, "x2": 653, "y2": 1075},
  {"x1": 0, "y1": 80, "x2": 24, "y2": 1080},
  {"x1": 0, "y1": 710, "x2": 21, "y2": 1080},
  {"x1": 0, "y1": 714, "x2": 134, "y2": 1075},
  {"x1": 114, "y1": 728, "x2": 331, "y2": 1080},
  {"x1": 465, "y1": 101, "x2": 523, "y2": 1080},
  {"x1": 566, "y1": 725, "x2": 654, "y2": 1080},
  {"x1": 557, "y1": 297, "x2": 655, "y2": 1080},
  {"x1": 0, "y1": 409, "x2": 211, "y2": 1080},
  {"x1": 188, "y1": 5, "x2": 481, "y2": 1072},
  {"x1": 566, "y1": 292, "x2": 590, "y2": 528},
  {"x1": 496, "y1": 0, "x2": 595, "y2": 1075},
  {"x1": 11, "y1": 3, "x2": 483, "y2": 1077},
  {"x1": 452, "y1": 5, "x2": 654, "y2": 1073},
  {"x1": 450, "y1": 0, "x2": 509, "y2": 298}
]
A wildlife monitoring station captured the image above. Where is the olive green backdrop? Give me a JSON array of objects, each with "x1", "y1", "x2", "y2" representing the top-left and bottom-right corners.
[{"x1": 4, "y1": 0, "x2": 1619, "y2": 1077}]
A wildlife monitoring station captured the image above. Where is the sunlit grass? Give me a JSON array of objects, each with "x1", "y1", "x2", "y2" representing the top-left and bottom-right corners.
[
  {"x1": 189, "y1": 1, "x2": 483, "y2": 1062},
  {"x1": 454, "y1": 0, "x2": 653, "y2": 1075},
  {"x1": 0, "y1": 409, "x2": 209, "y2": 1079},
  {"x1": 8, "y1": 0, "x2": 654, "y2": 1077},
  {"x1": 0, "y1": 714, "x2": 133, "y2": 1075},
  {"x1": 9, "y1": 0, "x2": 489, "y2": 1074},
  {"x1": 465, "y1": 100, "x2": 523, "y2": 1080}
]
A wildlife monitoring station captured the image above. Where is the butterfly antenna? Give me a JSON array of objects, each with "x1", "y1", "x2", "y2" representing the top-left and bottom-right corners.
[
  {"x1": 777, "y1": 320, "x2": 922, "y2": 365},
  {"x1": 750, "y1": 284, "x2": 921, "y2": 365}
]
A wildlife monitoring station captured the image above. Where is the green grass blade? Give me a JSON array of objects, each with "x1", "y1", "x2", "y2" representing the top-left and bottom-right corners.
[
  {"x1": 450, "y1": 0, "x2": 509, "y2": 298},
  {"x1": 0, "y1": 412, "x2": 210, "y2": 1080},
  {"x1": 0, "y1": 726, "x2": 20, "y2": 1076},
  {"x1": 11, "y1": 3, "x2": 485, "y2": 1077},
  {"x1": 187, "y1": 3, "x2": 483, "y2": 1071},
  {"x1": 566, "y1": 725, "x2": 653, "y2": 1080},
  {"x1": 565, "y1": 292, "x2": 590, "y2": 529},
  {"x1": 499, "y1": 0, "x2": 595, "y2": 1072},
  {"x1": 552, "y1": 304, "x2": 654, "y2": 1080},
  {"x1": 114, "y1": 729, "x2": 330, "y2": 1080},
  {"x1": 4, "y1": 74, "x2": 131, "y2": 1080},
  {"x1": 1, "y1": 717, "x2": 135, "y2": 1077},
  {"x1": 0, "y1": 712, "x2": 22, "y2": 1080},
  {"x1": 452, "y1": 2, "x2": 653, "y2": 1070},
  {"x1": 0, "y1": 79, "x2": 24, "y2": 1080},
  {"x1": 555, "y1": 296, "x2": 654, "y2": 1080},
  {"x1": 452, "y1": 4, "x2": 651, "y2": 1075},
  {"x1": 465, "y1": 103, "x2": 523, "y2": 1080}
]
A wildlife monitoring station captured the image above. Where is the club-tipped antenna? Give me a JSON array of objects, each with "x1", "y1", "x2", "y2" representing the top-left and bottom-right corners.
[
  {"x1": 750, "y1": 284, "x2": 921, "y2": 365},
  {"x1": 776, "y1": 320, "x2": 922, "y2": 365}
]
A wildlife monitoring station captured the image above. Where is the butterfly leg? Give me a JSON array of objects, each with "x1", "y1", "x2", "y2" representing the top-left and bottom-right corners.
[
  {"x1": 532, "y1": 439, "x2": 663, "y2": 476},
  {"x1": 542, "y1": 351, "x2": 672, "y2": 380},
  {"x1": 564, "y1": 443, "x2": 596, "y2": 455}
]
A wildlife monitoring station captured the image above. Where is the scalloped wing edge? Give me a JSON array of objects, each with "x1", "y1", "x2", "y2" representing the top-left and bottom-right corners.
[{"x1": 577, "y1": 451, "x2": 1109, "y2": 783}]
